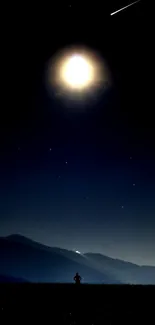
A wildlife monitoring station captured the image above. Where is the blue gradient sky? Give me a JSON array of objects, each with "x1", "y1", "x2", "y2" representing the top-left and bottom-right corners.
[{"x1": 1, "y1": 2, "x2": 154, "y2": 266}]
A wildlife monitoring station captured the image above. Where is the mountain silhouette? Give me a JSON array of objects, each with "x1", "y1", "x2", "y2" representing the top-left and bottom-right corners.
[
  {"x1": 0, "y1": 234, "x2": 155, "y2": 284},
  {"x1": 0, "y1": 274, "x2": 28, "y2": 283}
]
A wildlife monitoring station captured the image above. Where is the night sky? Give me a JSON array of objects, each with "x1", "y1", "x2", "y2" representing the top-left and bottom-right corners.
[{"x1": 1, "y1": 1, "x2": 154, "y2": 266}]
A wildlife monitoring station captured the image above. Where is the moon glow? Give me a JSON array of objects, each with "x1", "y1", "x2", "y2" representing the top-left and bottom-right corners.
[{"x1": 46, "y1": 46, "x2": 111, "y2": 101}]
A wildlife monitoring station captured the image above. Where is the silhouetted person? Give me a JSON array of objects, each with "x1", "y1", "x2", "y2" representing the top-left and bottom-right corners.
[{"x1": 74, "y1": 272, "x2": 81, "y2": 284}]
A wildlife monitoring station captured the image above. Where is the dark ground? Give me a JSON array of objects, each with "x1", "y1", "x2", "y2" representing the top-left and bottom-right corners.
[{"x1": 0, "y1": 284, "x2": 154, "y2": 324}]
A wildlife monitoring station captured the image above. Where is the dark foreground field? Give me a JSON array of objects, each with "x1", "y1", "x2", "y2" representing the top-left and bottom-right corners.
[{"x1": 0, "y1": 284, "x2": 155, "y2": 324}]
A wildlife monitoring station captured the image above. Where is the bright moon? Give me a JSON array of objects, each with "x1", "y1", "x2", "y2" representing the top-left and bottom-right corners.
[
  {"x1": 61, "y1": 54, "x2": 94, "y2": 90},
  {"x1": 46, "y1": 46, "x2": 111, "y2": 100}
]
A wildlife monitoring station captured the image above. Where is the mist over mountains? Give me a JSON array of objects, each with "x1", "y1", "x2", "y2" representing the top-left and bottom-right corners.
[{"x1": 0, "y1": 234, "x2": 155, "y2": 284}]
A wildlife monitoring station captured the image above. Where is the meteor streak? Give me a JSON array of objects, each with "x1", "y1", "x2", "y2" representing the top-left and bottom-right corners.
[{"x1": 110, "y1": 0, "x2": 140, "y2": 16}]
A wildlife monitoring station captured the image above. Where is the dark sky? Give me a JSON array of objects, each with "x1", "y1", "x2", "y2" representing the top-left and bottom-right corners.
[{"x1": 1, "y1": 1, "x2": 154, "y2": 265}]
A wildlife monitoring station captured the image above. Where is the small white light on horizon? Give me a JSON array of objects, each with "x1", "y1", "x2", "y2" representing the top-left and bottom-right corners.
[{"x1": 75, "y1": 250, "x2": 81, "y2": 254}]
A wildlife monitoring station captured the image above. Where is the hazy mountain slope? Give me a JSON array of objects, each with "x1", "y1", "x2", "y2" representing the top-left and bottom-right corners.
[
  {"x1": 0, "y1": 235, "x2": 117, "y2": 283},
  {"x1": 84, "y1": 253, "x2": 155, "y2": 284},
  {"x1": 0, "y1": 235, "x2": 155, "y2": 284}
]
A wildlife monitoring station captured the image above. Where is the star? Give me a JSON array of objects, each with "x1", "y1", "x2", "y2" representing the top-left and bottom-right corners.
[
  {"x1": 49, "y1": 148, "x2": 52, "y2": 152},
  {"x1": 133, "y1": 183, "x2": 136, "y2": 186},
  {"x1": 65, "y1": 161, "x2": 68, "y2": 165},
  {"x1": 121, "y1": 205, "x2": 124, "y2": 209},
  {"x1": 130, "y1": 156, "x2": 132, "y2": 160}
]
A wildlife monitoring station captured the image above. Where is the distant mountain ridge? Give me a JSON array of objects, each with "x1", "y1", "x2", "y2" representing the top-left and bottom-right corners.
[
  {"x1": 0, "y1": 234, "x2": 155, "y2": 284},
  {"x1": 0, "y1": 274, "x2": 28, "y2": 283}
]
